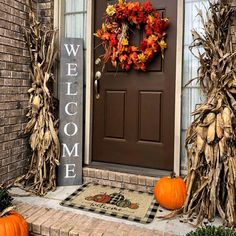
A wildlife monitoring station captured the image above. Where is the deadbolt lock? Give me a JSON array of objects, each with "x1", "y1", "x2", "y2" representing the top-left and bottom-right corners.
[{"x1": 95, "y1": 58, "x2": 101, "y2": 65}]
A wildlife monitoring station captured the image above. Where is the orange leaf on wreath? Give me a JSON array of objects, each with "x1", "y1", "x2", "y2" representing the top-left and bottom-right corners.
[
  {"x1": 119, "y1": 54, "x2": 128, "y2": 62},
  {"x1": 134, "y1": 63, "x2": 146, "y2": 71},
  {"x1": 130, "y1": 52, "x2": 138, "y2": 62},
  {"x1": 94, "y1": 29, "x2": 103, "y2": 38},
  {"x1": 130, "y1": 46, "x2": 138, "y2": 52},
  {"x1": 146, "y1": 35, "x2": 158, "y2": 45},
  {"x1": 101, "y1": 32, "x2": 110, "y2": 40},
  {"x1": 144, "y1": 48, "x2": 154, "y2": 59}
]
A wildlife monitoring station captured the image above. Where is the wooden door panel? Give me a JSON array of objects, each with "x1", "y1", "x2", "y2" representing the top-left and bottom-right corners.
[
  {"x1": 138, "y1": 91, "x2": 162, "y2": 143},
  {"x1": 105, "y1": 90, "x2": 126, "y2": 139},
  {"x1": 92, "y1": 0, "x2": 177, "y2": 170}
]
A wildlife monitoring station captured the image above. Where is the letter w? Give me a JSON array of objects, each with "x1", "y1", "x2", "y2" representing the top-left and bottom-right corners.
[{"x1": 64, "y1": 44, "x2": 80, "y2": 56}]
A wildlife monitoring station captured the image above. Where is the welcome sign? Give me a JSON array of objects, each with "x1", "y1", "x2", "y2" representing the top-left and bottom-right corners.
[{"x1": 58, "y1": 38, "x2": 83, "y2": 186}]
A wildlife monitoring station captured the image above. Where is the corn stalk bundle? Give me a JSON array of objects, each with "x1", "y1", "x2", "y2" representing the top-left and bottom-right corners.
[
  {"x1": 12, "y1": 1, "x2": 60, "y2": 196},
  {"x1": 184, "y1": 0, "x2": 236, "y2": 227}
]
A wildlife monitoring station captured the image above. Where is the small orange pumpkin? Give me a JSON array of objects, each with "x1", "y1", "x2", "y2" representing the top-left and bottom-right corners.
[
  {"x1": 153, "y1": 173, "x2": 187, "y2": 210},
  {"x1": 93, "y1": 194, "x2": 111, "y2": 203},
  {"x1": 0, "y1": 210, "x2": 28, "y2": 236},
  {"x1": 128, "y1": 203, "x2": 139, "y2": 209}
]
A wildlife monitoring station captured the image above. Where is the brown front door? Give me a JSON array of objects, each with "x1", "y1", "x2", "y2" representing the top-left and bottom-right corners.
[{"x1": 92, "y1": 0, "x2": 177, "y2": 170}]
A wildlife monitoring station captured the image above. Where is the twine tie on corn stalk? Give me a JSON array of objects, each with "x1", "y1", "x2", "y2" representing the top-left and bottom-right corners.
[
  {"x1": 4, "y1": 0, "x2": 60, "y2": 196},
  {"x1": 182, "y1": 0, "x2": 236, "y2": 228}
]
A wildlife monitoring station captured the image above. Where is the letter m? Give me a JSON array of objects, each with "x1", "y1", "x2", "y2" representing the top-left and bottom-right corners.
[{"x1": 62, "y1": 143, "x2": 79, "y2": 157}]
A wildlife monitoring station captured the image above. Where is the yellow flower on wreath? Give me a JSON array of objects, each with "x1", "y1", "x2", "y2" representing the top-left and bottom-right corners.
[
  {"x1": 122, "y1": 38, "x2": 129, "y2": 46},
  {"x1": 147, "y1": 15, "x2": 155, "y2": 24},
  {"x1": 138, "y1": 53, "x2": 146, "y2": 63},
  {"x1": 159, "y1": 40, "x2": 167, "y2": 50},
  {"x1": 106, "y1": 5, "x2": 116, "y2": 16}
]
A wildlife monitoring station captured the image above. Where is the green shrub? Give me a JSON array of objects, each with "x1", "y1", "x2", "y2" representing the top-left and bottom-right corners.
[
  {"x1": 0, "y1": 188, "x2": 13, "y2": 212},
  {"x1": 186, "y1": 226, "x2": 236, "y2": 236}
]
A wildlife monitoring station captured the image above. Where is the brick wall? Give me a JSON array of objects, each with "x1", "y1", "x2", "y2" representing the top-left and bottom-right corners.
[
  {"x1": 0, "y1": 0, "x2": 31, "y2": 184},
  {"x1": 35, "y1": 0, "x2": 54, "y2": 27},
  {"x1": 0, "y1": 0, "x2": 54, "y2": 185}
]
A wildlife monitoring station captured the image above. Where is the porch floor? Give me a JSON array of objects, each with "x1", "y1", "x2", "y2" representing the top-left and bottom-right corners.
[{"x1": 10, "y1": 186, "x2": 222, "y2": 236}]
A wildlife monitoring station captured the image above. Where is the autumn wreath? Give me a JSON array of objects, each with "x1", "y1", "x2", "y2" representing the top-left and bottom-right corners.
[{"x1": 94, "y1": 0, "x2": 169, "y2": 71}]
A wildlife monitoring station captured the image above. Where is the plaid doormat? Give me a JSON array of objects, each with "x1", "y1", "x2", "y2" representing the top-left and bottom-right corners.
[{"x1": 60, "y1": 182, "x2": 159, "y2": 224}]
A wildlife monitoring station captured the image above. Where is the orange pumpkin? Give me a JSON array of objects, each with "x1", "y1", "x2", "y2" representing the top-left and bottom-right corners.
[
  {"x1": 0, "y1": 211, "x2": 28, "y2": 236},
  {"x1": 153, "y1": 173, "x2": 187, "y2": 210},
  {"x1": 129, "y1": 203, "x2": 139, "y2": 209},
  {"x1": 93, "y1": 194, "x2": 111, "y2": 203}
]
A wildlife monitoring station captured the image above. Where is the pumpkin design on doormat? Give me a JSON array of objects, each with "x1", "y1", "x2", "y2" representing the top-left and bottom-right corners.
[{"x1": 85, "y1": 192, "x2": 139, "y2": 209}]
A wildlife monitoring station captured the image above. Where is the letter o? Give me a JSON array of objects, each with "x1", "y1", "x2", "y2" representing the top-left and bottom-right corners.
[{"x1": 64, "y1": 122, "x2": 78, "y2": 136}]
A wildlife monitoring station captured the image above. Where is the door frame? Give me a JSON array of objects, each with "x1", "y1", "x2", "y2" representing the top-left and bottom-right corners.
[{"x1": 55, "y1": 0, "x2": 184, "y2": 175}]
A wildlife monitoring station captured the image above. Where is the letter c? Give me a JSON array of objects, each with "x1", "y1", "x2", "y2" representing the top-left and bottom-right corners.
[{"x1": 65, "y1": 102, "x2": 78, "y2": 116}]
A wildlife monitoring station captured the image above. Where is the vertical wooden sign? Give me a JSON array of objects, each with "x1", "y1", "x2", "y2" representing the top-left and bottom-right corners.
[{"x1": 58, "y1": 38, "x2": 83, "y2": 186}]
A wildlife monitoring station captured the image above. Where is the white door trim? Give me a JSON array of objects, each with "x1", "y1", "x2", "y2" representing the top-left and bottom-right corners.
[
  {"x1": 81, "y1": 0, "x2": 183, "y2": 174},
  {"x1": 173, "y1": 0, "x2": 184, "y2": 176},
  {"x1": 84, "y1": 0, "x2": 94, "y2": 164}
]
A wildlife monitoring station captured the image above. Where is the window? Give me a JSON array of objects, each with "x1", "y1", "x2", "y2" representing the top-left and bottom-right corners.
[
  {"x1": 64, "y1": 0, "x2": 87, "y2": 48},
  {"x1": 181, "y1": 0, "x2": 208, "y2": 171}
]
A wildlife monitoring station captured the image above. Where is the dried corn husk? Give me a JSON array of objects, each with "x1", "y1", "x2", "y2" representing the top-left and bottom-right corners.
[
  {"x1": 32, "y1": 95, "x2": 41, "y2": 110},
  {"x1": 205, "y1": 143, "x2": 213, "y2": 164},
  {"x1": 196, "y1": 126, "x2": 208, "y2": 140},
  {"x1": 222, "y1": 107, "x2": 232, "y2": 128},
  {"x1": 219, "y1": 137, "x2": 226, "y2": 158},
  {"x1": 207, "y1": 121, "x2": 215, "y2": 144},
  {"x1": 202, "y1": 113, "x2": 215, "y2": 126},
  {"x1": 183, "y1": 0, "x2": 236, "y2": 228},
  {"x1": 216, "y1": 113, "x2": 224, "y2": 139},
  {"x1": 196, "y1": 134, "x2": 205, "y2": 153}
]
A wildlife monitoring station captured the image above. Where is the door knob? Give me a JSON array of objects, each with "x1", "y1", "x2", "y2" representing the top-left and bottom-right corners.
[{"x1": 95, "y1": 71, "x2": 102, "y2": 80}]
